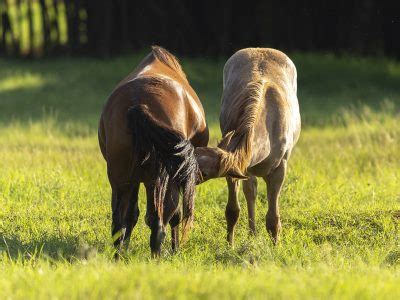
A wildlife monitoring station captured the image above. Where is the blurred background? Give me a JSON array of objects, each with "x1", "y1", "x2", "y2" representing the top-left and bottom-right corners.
[{"x1": 0, "y1": 0, "x2": 399, "y2": 59}]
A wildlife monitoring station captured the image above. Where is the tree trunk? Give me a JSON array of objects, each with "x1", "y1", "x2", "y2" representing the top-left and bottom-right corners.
[
  {"x1": 2, "y1": 0, "x2": 20, "y2": 55},
  {"x1": 52, "y1": 0, "x2": 60, "y2": 47},
  {"x1": 27, "y1": 0, "x2": 35, "y2": 56},
  {"x1": 39, "y1": 0, "x2": 51, "y2": 53},
  {"x1": 66, "y1": 0, "x2": 81, "y2": 53},
  {"x1": 0, "y1": 9, "x2": 7, "y2": 54}
]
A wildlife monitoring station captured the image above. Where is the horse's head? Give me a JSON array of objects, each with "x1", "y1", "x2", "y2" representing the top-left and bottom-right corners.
[
  {"x1": 194, "y1": 146, "x2": 247, "y2": 182},
  {"x1": 195, "y1": 130, "x2": 248, "y2": 182}
]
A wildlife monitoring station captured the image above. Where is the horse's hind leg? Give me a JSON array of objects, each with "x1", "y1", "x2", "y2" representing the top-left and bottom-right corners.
[
  {"x1": 145, "y1": 184, "x2": 166, "y2": 257},
  {"x1": 264, "y1": 159, "x2": 287, "y2": 244},
  {"x1": 111, "y1": 189, "x2": 124, "y2": 255},
  {"x1": 163, "y1": 186, "x2": 180, "y2": 253},
  {"x1": 123, "y1": 183, "x2": 140, "y2": 247},
  {"x1": 225, "y1": 177, "x2": 240, "y2": 246},
  {"x1": 169, "y1": 210, "x2": 181, "y2": 253},
  {"x1": 111, "y1": 183, "x2": 139, "y2": 257},
  {"x1": 243, "y1": 176, "x2": 258, "y2": 235}
]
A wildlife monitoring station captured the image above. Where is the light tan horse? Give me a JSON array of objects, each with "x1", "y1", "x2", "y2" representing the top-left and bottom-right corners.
[{"x1": 195, "y1": 48, "x2": 300, "y2": 245}]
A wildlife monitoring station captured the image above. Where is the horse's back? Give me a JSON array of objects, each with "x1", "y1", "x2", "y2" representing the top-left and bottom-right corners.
[
  {"x1": 102, "y1": 55, "x2": 206, "y2": 142},
  {"x1": 221, "y1": 48, "x2": 298, "y2": 132},
  {"x1": 99, "y1": 49, "x2": 208, "y2": 187},
  {"x1": 223, "y1": 48, "x2": 297, "y2": 96}
]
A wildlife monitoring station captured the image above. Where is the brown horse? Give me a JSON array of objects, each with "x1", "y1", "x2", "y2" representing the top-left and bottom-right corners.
[
  {"x1": 195, "y1": 48, "x2": 301, "y2": 245},
  {"x1": 99, "y1": 46, "x2": 209, "y2": 257}
]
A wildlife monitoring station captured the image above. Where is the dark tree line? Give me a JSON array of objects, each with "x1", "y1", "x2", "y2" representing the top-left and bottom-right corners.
[{"x1": 0, "y1": 0, "x2": 399, "y2": 58}]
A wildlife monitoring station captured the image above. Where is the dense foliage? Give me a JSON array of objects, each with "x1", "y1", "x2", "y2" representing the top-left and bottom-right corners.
[{"x1": 1, "y1": 0, "x2": 399, "y2": 58}]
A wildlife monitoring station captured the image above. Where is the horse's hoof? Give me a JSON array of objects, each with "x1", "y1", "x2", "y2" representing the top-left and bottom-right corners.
[
  {"x1": 266, "y1": 215, "x2": 281, "y2": 245},
  {"x1": 266, "y1": 227, "x2": 280, "y2": 245}
]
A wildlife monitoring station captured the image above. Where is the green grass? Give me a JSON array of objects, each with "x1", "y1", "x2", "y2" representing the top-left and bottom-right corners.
[{"x1": 0, "y1": 52, "x2": 399, "y2": 299}]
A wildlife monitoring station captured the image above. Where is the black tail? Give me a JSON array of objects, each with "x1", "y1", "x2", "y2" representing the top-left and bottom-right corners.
[{"x1": 127, "y1": 104, "x2": 199, "y2": 240}]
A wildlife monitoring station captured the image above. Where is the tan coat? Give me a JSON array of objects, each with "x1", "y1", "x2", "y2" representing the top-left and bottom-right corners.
[
  {"x1": 220, "y1": 48, "x2": 300, "y2": 176},
  {"x1": 195, "y1": 48, "x2": 300, "y2": 244}
]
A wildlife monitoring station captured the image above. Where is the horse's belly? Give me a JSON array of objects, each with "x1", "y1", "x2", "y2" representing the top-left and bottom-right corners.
[
  {"x1": 247, "y1": 152, "x2": 285, "y2": 177},
  {"x1": 247, "y1": 138, "x2": 290, "y2": 177},
  {"x1": 249, "y1": 140, "x2": 270, "y2": 168}
]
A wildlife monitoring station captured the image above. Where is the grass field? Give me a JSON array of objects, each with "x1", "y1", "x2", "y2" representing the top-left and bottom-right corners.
[{"x1": 0, "y1": 52, "x2": 399, "y2": 299}]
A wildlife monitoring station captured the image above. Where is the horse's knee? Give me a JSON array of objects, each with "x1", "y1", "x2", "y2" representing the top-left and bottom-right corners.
[{"x1": 243, "y1": 177, "x2": 257, "y2": 199}]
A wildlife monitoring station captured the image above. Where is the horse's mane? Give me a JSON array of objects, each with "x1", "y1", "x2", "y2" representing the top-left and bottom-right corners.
[
  {"x1": 151, "y1": 46, "x2": 188, "y2": 81},
  {"x1": 218, "y1": 79, "x2": 268, "y2": 175}
]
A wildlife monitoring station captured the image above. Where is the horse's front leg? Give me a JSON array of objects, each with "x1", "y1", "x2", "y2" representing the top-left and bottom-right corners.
[
  {"x1": 225, "y1": 177, "x2": 240, "y2": 247},
  {"x1": 243, "y1": 176, "x2": 258, "y2": 236},
  {"x1": 169, "y1": 211, "x2": 181, "y2": 253}
]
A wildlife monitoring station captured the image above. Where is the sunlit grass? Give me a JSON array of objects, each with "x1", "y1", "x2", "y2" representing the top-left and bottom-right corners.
[
  {"x1": 0, "y1": 53, "x2": 399, "y2": 299},
  {"x1": 0, "y1": 73, "x2": 47, "y2": 92}
]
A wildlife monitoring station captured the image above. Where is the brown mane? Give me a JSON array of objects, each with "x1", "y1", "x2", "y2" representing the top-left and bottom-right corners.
[
  {"x1": 218, "y1": 79, "x2": 268, "y2": 175},
  {"x1": 151, "y1": 45, "x2": 188, "y2": 82}
]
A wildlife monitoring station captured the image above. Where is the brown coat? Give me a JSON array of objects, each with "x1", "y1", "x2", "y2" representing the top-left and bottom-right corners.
[{"x1": 99, "y1": 46, "x2": 209, "y2": 257}]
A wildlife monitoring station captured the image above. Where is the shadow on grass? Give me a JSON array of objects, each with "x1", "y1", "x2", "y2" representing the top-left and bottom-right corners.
[
  {"x1": 0, "y1": 53, "x2": 399, "y2": 134},
  {"x1": 285, "y1": 209, "x2": 400, "y2": 246},
  {"x1": 0, "y1": 235, "x2": 101, "y2": 262}
]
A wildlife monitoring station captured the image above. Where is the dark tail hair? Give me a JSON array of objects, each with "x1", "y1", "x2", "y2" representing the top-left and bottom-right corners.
[{"x1": 127, "y1": 104, "x2": 199, "y2": 240}]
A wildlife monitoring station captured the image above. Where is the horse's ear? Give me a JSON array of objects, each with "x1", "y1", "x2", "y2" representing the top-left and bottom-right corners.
[{"x1": 218, "y1": 131, "x2": 235, "y2": 149}]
